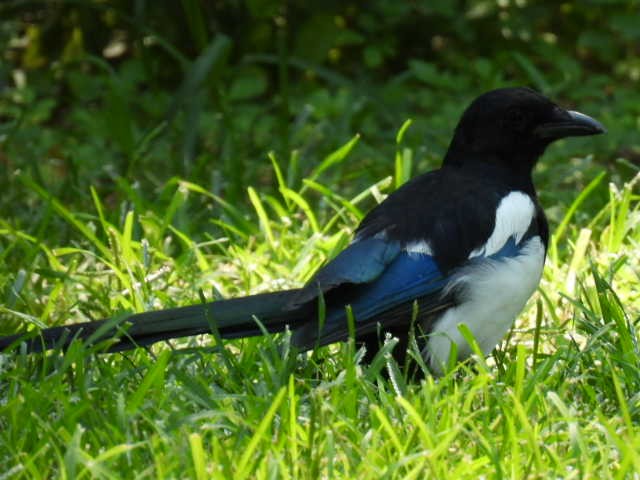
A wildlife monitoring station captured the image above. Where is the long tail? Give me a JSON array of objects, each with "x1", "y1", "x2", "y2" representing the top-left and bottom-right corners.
[{"x1": 0, "y1": 289, "x2": 310, "y2": 353}]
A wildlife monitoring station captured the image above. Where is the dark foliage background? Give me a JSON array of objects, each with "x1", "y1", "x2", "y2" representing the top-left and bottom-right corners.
[{"x1": 1, "y1": 0, "x2": 639, "y2": 250}]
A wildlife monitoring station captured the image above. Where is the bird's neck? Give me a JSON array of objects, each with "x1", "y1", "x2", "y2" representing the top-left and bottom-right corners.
[{"x1": 443, "y1": 149, "x2": 539, "y2": 196}]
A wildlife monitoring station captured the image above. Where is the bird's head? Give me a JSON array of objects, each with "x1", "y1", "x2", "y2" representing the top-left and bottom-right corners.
[{"x1": 444, "y1": 87, "x2": 605, "y2": 172}]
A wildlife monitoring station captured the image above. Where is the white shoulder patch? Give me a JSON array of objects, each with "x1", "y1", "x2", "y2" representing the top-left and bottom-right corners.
[
  {"x1": 405, "y1": 240, "x2": 433, "y2": 256},
  {"x1": 470, "y1": 191, "x2": 535, "y2": 258}
]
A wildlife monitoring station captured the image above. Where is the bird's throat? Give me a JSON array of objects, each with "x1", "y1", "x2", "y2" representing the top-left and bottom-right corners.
[{"x1": 443, "y1": 151, "x2": 539, "y2": 195}]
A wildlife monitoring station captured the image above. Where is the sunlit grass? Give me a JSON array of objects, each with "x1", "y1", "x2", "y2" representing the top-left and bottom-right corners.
[{"x1": 1, "y1": 136, "x2": 639, "y2": 478}]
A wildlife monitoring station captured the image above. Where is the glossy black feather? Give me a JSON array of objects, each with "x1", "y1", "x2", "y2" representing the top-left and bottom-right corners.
[
  {"x1": 0, "y1": 87, "x2": 604, "y2": 368},
  {"x1": 354, "y1": 165, "x2": 546, "y2": 273}
]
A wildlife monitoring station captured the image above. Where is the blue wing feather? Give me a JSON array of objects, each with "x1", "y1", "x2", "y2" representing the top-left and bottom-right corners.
[
  {"x1": 292, "y1": 235, "x2": 526, "y2": 348},
  {"x1": 291, "y1": 245, "x2": 445, "y2": 348},
  {"x1": 289, "y1": 237, "x2": 401, "y2": 307},
  {"x1": 492, "y1": 236, "x2": 519, "y2": 258},
  {"x1": 314, "y1": 236, "x2": 401, "y2": 286},
  {"x1": 345, "y1": 237, "x2": 522, "y2": 323},
  {"x1": 333, "y1": 252, "x2": 445, "y2": 321}
]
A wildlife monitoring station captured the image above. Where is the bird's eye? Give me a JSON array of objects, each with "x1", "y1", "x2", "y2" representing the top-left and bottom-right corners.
[{"x1": 506, "y1": 107, "x2": 528, "y2": 132}]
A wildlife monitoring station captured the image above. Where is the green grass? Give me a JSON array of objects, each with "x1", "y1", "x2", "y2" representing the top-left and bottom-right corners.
[
  {"x1": 1, "y1": 134, "x2": 639, "y2": 478},
  {"x1": 2, "y1": 3, "x2": 640, "y2": 477}
]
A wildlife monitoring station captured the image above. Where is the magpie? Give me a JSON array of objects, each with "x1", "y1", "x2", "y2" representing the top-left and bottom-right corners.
[{"x1": 0, "y1": 87, "x2": 605, "y2": 374}]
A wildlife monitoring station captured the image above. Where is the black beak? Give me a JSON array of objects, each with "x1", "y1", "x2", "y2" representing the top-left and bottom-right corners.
[{"x1": 534, "y1": 109, "x2": 606, "y2": 140}]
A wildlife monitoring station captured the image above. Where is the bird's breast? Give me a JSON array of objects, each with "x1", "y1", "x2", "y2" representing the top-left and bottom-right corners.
[{"x1": 424, "y1": 233, "x2": 546, "y2": 375}]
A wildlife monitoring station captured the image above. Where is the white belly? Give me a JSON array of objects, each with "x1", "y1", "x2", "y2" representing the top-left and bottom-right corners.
[{"x1": 424, "y1": 236, "x2": 545, "y2": 375}]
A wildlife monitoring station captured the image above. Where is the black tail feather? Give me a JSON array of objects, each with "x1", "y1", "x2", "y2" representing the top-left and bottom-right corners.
[{"x1": 0, "y1": 289, "x2": 309, "y2": 353}]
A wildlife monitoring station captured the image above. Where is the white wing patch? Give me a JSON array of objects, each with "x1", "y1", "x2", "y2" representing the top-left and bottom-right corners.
[
  {"x1": 405, "y1": 240, "x2": 433, "y2": 256},
  {"x1": 469, "y1": 191, "x2": 536, "y2": 258},
  {"x1": 424, "y1": 236, "x2": 545, "y2": 375}
]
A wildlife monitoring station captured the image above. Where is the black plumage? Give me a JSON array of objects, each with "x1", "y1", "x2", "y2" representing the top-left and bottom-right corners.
[{"x1": 0, "y1": 87, "x2": 605, "y2": 373}]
